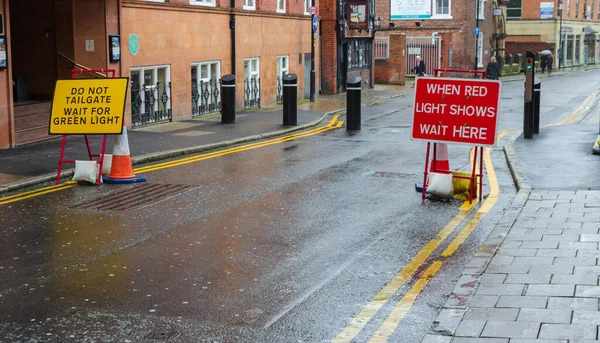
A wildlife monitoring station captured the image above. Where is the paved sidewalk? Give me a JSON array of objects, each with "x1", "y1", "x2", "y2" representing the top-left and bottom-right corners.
[
  {"x1": 0, "y1": 88, "x2": 410, "y2": 193},
  {"x1": 422, "y1": 120, "x2": 600, "y2": 342}
]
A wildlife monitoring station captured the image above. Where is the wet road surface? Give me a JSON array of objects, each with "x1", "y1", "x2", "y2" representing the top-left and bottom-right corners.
[{"x1": 0, "y1": 70, "x2": 598, "y2": 343}]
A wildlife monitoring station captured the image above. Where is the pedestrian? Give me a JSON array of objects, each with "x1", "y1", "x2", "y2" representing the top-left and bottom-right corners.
[
  {"x1": 541, "y1": 54, "x2": 547, "y2": 74},
  {"x1": 485, "y1": 56, "x2": 500, "y2": 80},
  {"x1": 414, "y1": 55, "x2": 426, "y2": 77},
  {"x1": 413, "y1": 55, "x2": 426, "y2": 88},
  {"x1": 546, "y1": 53, "x2": 554, "y2": 74}
]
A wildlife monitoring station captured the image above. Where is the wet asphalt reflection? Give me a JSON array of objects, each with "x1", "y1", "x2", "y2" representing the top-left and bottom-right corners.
[{"x1": 1, "y1": 71, "x2": 597, "y2": 342}]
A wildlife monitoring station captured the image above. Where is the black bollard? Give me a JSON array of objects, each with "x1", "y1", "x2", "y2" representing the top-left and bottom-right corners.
[
  {"x1": 282, "y1": 74, "x2": 298, "y2": 126},
  {"x1": 221, "y1": 74, "x2": 236, "y2": 124},
  {"x1": 346, "y1": 76, "x2": 362, "y2": 130},
  {"x1": 533, "y1": 78, "x2": 541, "y2": 134},
  {"x1": 523, "y1": 51, "x2": 535, "y2": 139}
]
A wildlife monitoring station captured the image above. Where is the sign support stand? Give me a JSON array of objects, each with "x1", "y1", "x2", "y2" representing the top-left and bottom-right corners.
[{"x1": 55, "y1": 69, "x2": 116, "y2": 186}]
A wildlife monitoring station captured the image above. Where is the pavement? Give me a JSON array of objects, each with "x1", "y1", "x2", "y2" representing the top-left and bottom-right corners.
[
  {"x1": 0, "y1": 87, "x2": 409, "y2": 194},
  {"x1": 421, "y1": 92, "x2": 600, "y2": 341}
]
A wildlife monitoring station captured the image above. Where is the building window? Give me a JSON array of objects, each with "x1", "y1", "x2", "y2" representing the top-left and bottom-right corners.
[
  {"x1": 191, "y1": 61, "x2": 221, "y2": 117},
  {"x1": 567, "y1": 0, "x2": 571, "y2": 18},
  {"x1": 576, "y1": 0, "x2": 580, "y2": 18},
  {"x1": 432, "y1": 0, "x2": 451, "y2": 18},
  {"x1": 244, "y1": 58, "x2": 260, "y2": 109},
  {"x1": 276, "y1": 56, "x2": 289, "y2": 104},
  {"x1": 304, "y1": 0, "x2": 312, "y2": 15},
  {"x1": 348, "y1": 39, "x2": 371, "y2": 70},
  {"x1": 477, "y1": 33, "x2": 484, "y2": 68},
  {"x1": 575, "y1": 35, "x2": 581, "y2": 64},
  {"x1": 477, "y1": 0, "x2": 485, "y2": 19},
  {"x1": 244, "y1": 0, "x2": 255, "y2": 10},
  {"x1": 506, "y1": 0, "x2": 521, "y2": 18},
  {"x1": 597, "y1": 0, "x2": 599, "y2": 19},
  {"x1": 566, "y1": 35, "x2": 574, "y2": 65},
  {"x1": 130, "y1": 65, "x2": 172, "y2": 127},
  {"x1": 190, "y1": 0, "x2": 216, "y2": 6},
  {"x1": 277, "y1": 0, "x2": 285, "y2": 13}
]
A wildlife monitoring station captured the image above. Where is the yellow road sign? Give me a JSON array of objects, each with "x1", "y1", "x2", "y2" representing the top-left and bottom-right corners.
[{"x1": 49, "y1": 78, "x2": 129, "y2": 135}]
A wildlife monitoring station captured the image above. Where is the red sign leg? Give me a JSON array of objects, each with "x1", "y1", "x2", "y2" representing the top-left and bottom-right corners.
[{"x1": 56, "y1": 135, "x2": 68, "y2": 185}]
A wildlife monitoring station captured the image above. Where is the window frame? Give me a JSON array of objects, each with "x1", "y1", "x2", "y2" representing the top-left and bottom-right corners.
[
  {"x1": 348, "y1": 39, "x2": 372, "y2": 70},
  {"x1": 477, "y1": 0, "x2": 485, "y2": 19},
  {"x1": 190, "y1": 0, "x2": 216, "y2": 7},
  {"x1": 506, "y1": 0, "x2": 522, "y2": 19},
  {"x1": 130, "y1": 64, "x2": 172, "y2": 121},
  {"x1": 304, "y1": 0, "x2": 312, "y2": 15},
  {"x1": 277, "y1": 0, "x2": 286, "y2": 13},
  {"x1": 191, "y1": 60, "x2": 221, "y2": 115},
  {"x1": 431, "y1": 0, "x2": 452, "y2": 19},
  {"x1": 276, "y1": 55, "x2": 289, "y2": 102},
  {"x1": 244, "y1": 0, "x2": 256, "y2": 11}
]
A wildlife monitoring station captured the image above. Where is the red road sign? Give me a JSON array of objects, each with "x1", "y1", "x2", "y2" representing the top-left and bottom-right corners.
[
  {"x1": 411, "y1": 77, "x2": 501, "y2": 147},
  {"x1": 309, "y1": 6, "x2": 317, "y2": 15}
]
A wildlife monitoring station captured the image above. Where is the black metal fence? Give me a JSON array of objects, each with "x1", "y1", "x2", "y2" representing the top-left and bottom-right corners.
[
  {"x1": 131, "y1": 82, "x2": 172, "y2": 127},
  {"x1": 276, "y1": 76, "x2": 283, "y2": 104},
  {"x1": 192, "y1": 79, "x2": 221, "y2": 117},
  {"x1": 244, "y1": 78, "x2": 260, "y2": 109}
]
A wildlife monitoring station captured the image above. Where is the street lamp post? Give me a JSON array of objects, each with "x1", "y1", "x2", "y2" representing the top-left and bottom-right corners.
[
  {"x1": 558, "y1": 0, "x2": 564, "y2": 70},
  {"x1": 475, "y1": 0, "x2": 481, "y2": 70}
]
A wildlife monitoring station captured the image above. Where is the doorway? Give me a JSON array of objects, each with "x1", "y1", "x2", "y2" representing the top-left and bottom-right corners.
[{"x1": 304, "y1": 53, "x2": 311, "y2": 99}]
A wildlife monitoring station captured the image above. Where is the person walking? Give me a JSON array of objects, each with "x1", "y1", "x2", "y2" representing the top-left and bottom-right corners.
[
  {"x1": 414, "y1": 55, "x2": 426, "y2": 77},
  {"x1": 486, "y1": 56, "x2": 500, "y2": 80},
  {"x1": 541, "y1": 54, "x2": 547, "y2": 74},
  {"x1": 546, "y1": 53, "x2": 554, "y2": 74}
]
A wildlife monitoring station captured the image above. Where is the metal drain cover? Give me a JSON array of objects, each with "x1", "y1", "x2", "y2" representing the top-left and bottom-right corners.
[
  {"x1": 372, "y1": 171, "x2": 415, "y2": 179},
  {"x1": 71, "y1": 183, "x2": 196, "y2": 211},
  {"x1": 144, "y1": 329, "x2": 181, "y2": 340}
]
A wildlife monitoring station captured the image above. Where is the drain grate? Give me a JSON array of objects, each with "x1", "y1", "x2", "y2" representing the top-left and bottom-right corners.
[
  {"x1": 71, "y1": 183, "x2": 196, "y2": 211},
  {"x1": 144, "y1": 329, "x2": 182, "y2": 341},
  {"x1": 372, "y1": 171, "x2": 416, "y2": 179}
]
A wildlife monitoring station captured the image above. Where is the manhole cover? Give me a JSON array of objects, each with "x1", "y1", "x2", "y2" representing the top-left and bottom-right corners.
[
  {"x1": 144, "y1": 329, "x2": 181, "y2": 341},
  {"x1": 372, "y1": 171, "x2": 415, "y2": 179},
  {"x1": 71, "y1": 183, "x2": 196, "y2": 211}
]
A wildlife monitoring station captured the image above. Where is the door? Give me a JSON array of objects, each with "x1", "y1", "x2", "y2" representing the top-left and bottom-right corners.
[{"x1": 304, "y1": 53, "x2": 311, "y2": 99}]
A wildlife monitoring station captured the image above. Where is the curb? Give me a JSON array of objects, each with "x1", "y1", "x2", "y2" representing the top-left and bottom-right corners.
[
  {"x1": 0, "y1": 109, "x2": 340, "y2": 196},
  {"x1": 502, "y1": 131, "x2": 532, "y2": 192},
  {"x1": 423, "y1": 188, "x2": 530, "y2": 342}
]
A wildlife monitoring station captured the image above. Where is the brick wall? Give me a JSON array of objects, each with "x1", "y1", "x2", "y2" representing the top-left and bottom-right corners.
[
  {"x1": 506, "y1": 42, "x2": 555, "y2": 55},
  {"x1": 374, "y1": 34, "x2": 405, "y2": 84},
  {"x1": 319, "y1": 0, "x2": 337, "y2": 94}
]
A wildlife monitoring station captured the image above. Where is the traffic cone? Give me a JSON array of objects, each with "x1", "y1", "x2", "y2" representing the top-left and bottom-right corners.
[
  {"x1": 103, "y1": 123, "x2": 147, "y2": 184},
  {"x1": 430, "y1": 143, "x2": 450, "y2": 173}
]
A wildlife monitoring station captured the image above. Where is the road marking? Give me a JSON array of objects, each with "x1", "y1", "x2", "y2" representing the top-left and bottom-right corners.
[
  {"x1": 0, "y1": 182, "x2": 77, "y2": 205},
  {"x1": 367, "y1": 261, "x2": 444, "y2": 343},
  {"x1": 0, "y1": 117, "x2": 343, "y2": 205},
  {"x1": 552, "y1": 90, "x2": 600, "y2": 126},
  {"x1": 331, "y1": 200, "x2": 476, "y2": 343},
  {"x1": 365, "y1": 145, "x2": 499, "y2": 342}
]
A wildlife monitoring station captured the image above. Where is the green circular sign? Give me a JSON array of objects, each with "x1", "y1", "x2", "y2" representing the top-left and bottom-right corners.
[{"x1": 129, "y1": 33, "x2": 139, "y2": 56}]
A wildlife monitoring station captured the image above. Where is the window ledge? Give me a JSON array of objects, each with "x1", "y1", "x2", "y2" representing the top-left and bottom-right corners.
[
  {"x1": 430, "y1": 15, "x2": 453, "y2": 19},
  {"x1": 243, "y1": 5, "x2": 256, "y2": 10},
  {"x1": 276, "y1": 9, "x2": 286, "y2": 13},
  {"x1": 190, "y1": 1, "x2": 216, "y2": 6}
]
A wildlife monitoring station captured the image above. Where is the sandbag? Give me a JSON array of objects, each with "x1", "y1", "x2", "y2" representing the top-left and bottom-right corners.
[
  {"x1": 72, "y1": 160, "x2": 101, "y2": 185},
  {"x1": 427, "y1": 172, "x2": 454, "y2": 199},
  {"x1": 102, "y1": 154, "x2": 113, "y2": 176}
]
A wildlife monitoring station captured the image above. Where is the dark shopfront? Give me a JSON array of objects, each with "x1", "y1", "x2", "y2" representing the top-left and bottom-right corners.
[{"x1": 328, "y1": 0, "x2": 375, "y2": 93}]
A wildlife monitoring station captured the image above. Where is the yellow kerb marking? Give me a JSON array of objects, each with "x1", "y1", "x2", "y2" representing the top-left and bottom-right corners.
[{"x1": 367, "y1": 262, "x2": 444, "y2": 343}]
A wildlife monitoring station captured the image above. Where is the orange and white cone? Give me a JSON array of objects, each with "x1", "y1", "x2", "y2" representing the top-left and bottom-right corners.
[
  {"x1": 103, "y1": 124, "x2": 147, "y2": 184},
  {"x1": 430, "y1": 143, "x2": 450, "y2": 173}
]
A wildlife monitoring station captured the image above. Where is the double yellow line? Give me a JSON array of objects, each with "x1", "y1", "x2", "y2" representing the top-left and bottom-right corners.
[
  {"x1": 0, "y1": 116, "x2": 344, "y2": 206},
  {"x1": 552, "y1": 90, "x2": 600, "y2": 126},
  {"x1": 334, "y1": 130, "x2": 508, "y2": 343}
]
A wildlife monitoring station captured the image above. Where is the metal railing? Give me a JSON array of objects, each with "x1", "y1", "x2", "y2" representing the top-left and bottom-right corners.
[
  {"x1": 131, "y1": 82, "x2": 172, "y2": 127},
  {"x1": 244, "y1": 78, "x2": 260, "y2": 109},
  {"x1": 374, "y1": 37, "x2": 390, "y2": 60},
  {"x1": 192, "y1": 79, "x2": 221, "y2": 117}
]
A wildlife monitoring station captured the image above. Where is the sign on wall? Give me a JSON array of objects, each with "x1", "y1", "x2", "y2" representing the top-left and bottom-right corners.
[
  {"x1": 49, "y1": 78, "x2": 129, "y2": 135},
  {"x1": 390, "y1": 0, "x2": 431, "y2": 20},
  {"x1": 411, "y1": 78, "x2": 501, "y2": 147},
  {"x1": 348, "y1": 2, "x2": 369, "y2": 29},
  {"x1": 540, "y1": 2, "x2": 554, "y2": 19}
]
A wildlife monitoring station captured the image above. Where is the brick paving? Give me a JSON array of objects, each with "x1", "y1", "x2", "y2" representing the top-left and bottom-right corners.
[{"x1": 423, "y1": 190, "x2": 600, "y2": 342}]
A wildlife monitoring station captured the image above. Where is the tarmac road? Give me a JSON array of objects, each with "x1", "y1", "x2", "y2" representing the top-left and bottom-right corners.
[{"x1": 0, "y1": 69, "x2": 598, "y2": 343}]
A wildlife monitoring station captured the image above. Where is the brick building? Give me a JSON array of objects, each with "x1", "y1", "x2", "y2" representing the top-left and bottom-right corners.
[
  {"x1": 506, "y1": 0, "x2": 600, "y2": 68},
  {"x1": 0, "y1": 0, "x2": 317, "y2": 148},
  {"x1": 373, "y1": 0, "x2": 496, "y2": 85}
]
